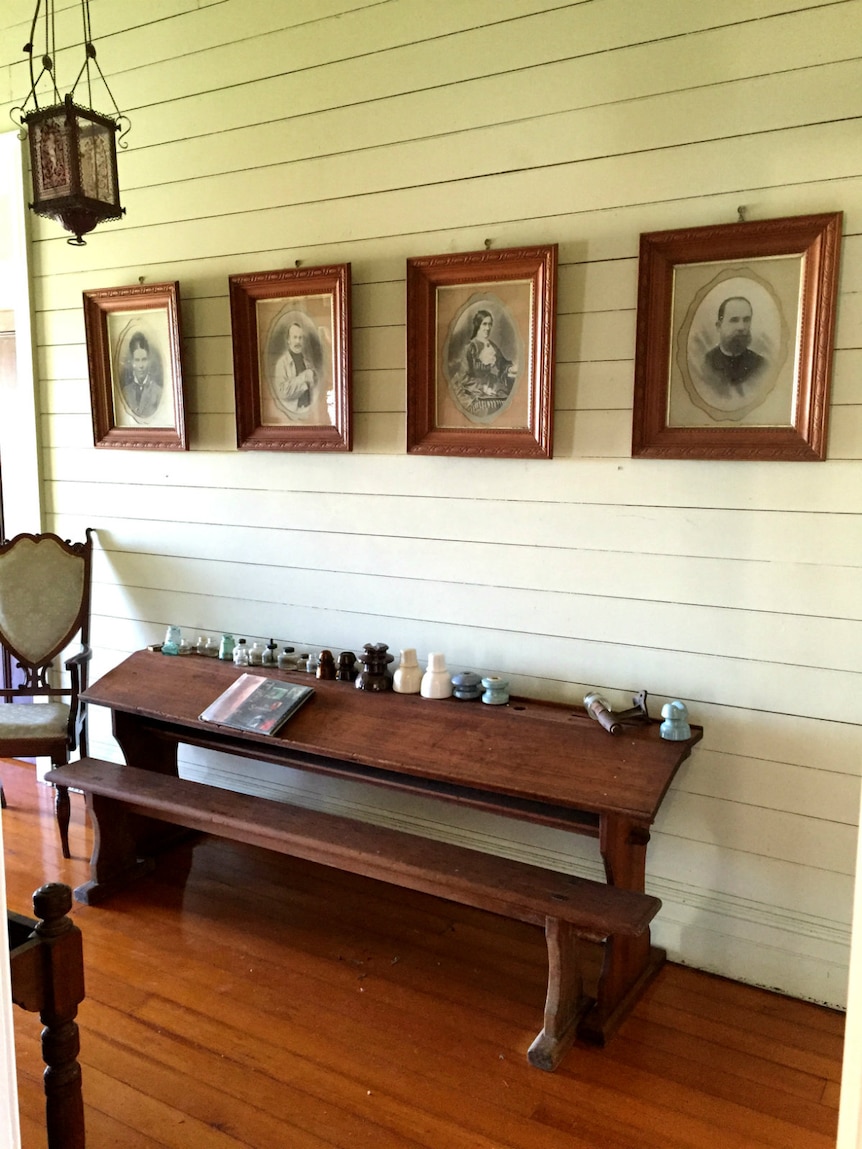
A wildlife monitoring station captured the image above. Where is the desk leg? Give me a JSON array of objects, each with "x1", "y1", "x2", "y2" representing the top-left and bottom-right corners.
[
  {"x1": 578, "y1": 814, "x2": 665, "y2": 1046},
  {"x1": 112, "y1": 711, "x2": 179, "y2": 776}
]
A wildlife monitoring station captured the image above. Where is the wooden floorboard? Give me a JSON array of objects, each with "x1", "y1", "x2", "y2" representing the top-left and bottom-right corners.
[{"x1": 1, "y1": 758, "x2": 843, "y2": 1149}]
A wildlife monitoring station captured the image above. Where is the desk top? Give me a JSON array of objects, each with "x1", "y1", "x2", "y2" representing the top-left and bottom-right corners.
[{"x1": 83, "y1": 650, "x2": 701, "y2": 825}]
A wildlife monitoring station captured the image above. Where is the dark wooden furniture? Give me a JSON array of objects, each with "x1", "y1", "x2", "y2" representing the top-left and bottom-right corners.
[
  {"x1": 46, "y1": 755, "x2": 661, "y2": 1071},
  {"x1": 62, "y1": 650, "x2": 701, "y2": 1064},
  {"x1": 8, "y1": 882, "x2": 85, "y2": 1149},
  {"x1": 0, "y1": 529, "x2": 95, "y2": 857}
]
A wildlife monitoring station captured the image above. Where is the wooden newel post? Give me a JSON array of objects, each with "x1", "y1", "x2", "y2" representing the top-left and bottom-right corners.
[{"x1": 24, "y1": 883, "x2": 86, "y2": 1149}]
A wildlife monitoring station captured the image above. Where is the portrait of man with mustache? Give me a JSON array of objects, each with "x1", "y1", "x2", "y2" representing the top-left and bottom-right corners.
[{"x1": 702, "y1": 295, "x2": 768, "y2": 397}]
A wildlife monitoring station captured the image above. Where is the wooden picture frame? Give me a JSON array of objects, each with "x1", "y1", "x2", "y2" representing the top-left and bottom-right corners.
[
  {"x1": 632, "y1": 212, "x2": 842, "y2": 461},
  {"x1": 84, "y1": 281, "x2": 187, "y2": 450},
  {"x1": 406, "y1": 244, "x2": 557, "y2": 458},
  {"x1": 229, "y1": 264, "x2": 352, "y2": 451}
]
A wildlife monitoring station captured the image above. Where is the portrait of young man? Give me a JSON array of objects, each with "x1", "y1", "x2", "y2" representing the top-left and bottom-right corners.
[{"x1": 109, "y1": 312, "x2": 173, "y2": 428}]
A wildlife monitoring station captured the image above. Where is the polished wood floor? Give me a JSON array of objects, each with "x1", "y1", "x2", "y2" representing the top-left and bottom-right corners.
[{"x1": 3, "y1": 759, "x2": 843, "y2": 1149}]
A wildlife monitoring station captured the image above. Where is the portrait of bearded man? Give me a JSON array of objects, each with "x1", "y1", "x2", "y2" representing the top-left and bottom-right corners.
[{"x1": 701, "y1": 295, "x2": 768, "y2": 398}]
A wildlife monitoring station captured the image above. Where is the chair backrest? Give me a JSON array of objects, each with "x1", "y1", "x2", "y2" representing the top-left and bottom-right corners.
[{"x1": 0, "y1": 530, "x2": 93, "y2": 697}]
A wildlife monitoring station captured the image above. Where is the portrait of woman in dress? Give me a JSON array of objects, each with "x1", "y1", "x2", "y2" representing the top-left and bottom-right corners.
[{"x1": 446, "y1": 304, "x2": 519, "y2": 423}]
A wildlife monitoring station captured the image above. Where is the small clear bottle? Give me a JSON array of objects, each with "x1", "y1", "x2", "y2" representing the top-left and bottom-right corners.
[
  {"x1": 162, "y1": 625, "x2": 181, "y2": 656},
  {"x1": 248, "y1": 641, "x2": 264, "y2": 666},
  {"x1": 278, "y1": 646, "x2": 297, "y2": 670},
  {"x1": 233, "y1": 638, "x2": 249, "y2": 666},
  {"x1": 262, "y1": 639, "x2": 278, "y2": 666}
]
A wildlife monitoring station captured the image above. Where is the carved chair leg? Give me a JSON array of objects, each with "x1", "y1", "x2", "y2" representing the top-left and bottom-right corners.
[{"x1": 54, "y1": 783, "x2": 72, "y2": 859}]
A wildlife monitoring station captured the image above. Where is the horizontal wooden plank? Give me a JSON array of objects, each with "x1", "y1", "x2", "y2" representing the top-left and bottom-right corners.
[
  {"x1": 87, "y1": 556, "x2": 862, "y2": 674},
  {"x1": 656, "y1": 789, "x2": 857, "y2": 875},
  {"x1": 57, "y1": 1, "x2": 854, "y2": 164},
  {"x1": 45, "y1": 477, "x2": 862, "y2": 564},
  {"x1": 674, "y1": 749, "x2": 860, "y2": 825},
  {"x1": 63, "y1": 513, "x2": 862, "y2": 620},
  {"x1": 648, "y1": 833, "x2": 855, "y2": 923},
  {"x1": 112, "y1": 60, "x2": 860, "y2": 226},
  {"x1": 30, "y1": 170, "x2": 862, "y2": 307},
  {"x1": 24, "y1": 116, "x2": 859, "y2": 276},
  {"x1": 1, "y1": 0, "x2": 570, "y2": 106}
]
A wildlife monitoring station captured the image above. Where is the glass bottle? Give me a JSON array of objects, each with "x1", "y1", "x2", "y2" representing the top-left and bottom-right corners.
[
  {"x1": 162, "y1": 625, "x2": 181, "y2": 656},
  {"x1": 233, "y1": 638, "x2": 249, "y2": 666},
  {"x1": 248, "y1": 641, "x2": 264, "y2": 666}
]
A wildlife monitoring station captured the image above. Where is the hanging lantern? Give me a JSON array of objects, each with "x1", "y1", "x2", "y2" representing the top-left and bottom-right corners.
[
  {"x1": 13, "y1": 2, "x2": 130, "y2": 246},
  {"x1": 25, "y1": 94, "x2": 123, "y2": 244}
]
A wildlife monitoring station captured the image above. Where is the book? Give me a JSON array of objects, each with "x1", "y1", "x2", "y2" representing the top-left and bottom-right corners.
[{"x1": 199, "y1": 673, "x2": 314, "y2": 735}]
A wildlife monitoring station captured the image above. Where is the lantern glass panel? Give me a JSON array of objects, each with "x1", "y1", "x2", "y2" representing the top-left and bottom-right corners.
[
  {"x1": 78, "y1": 116, "x2": 117, "y2": 206},
  {"x1": 30, "y1": 112, "x2": 73, "y2": 202}
]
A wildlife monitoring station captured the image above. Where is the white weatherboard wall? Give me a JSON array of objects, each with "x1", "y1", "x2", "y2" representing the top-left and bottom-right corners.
[{"x1": 1, "y1": 0, "x2": 860, "y2": 1010}]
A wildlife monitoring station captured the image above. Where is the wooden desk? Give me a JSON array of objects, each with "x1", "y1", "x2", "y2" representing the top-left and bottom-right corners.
[{"x1": 82, "y1": 649, "x2": 701, "y2": 1043}]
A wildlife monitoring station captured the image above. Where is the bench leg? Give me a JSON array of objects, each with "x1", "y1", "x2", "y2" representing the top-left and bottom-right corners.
[
  {"x1": 527, "y1": 917, "x2": 591, "y2": 1071},
  {"x1": 73, "y1": 792, "x2": 154, "y2": 905}
]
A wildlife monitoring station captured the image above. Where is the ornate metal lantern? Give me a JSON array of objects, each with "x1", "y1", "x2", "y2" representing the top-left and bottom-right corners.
[{"x1": 14, "y1": 1, "x2": 129, "y2": 245}]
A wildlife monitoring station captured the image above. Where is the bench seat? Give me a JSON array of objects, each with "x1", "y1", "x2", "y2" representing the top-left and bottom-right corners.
[{"x1": 48, "y1": 757, "x2": 661, "y2": 1070}]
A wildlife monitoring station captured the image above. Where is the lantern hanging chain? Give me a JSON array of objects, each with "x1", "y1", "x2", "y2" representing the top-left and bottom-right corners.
[
  {"x1": 45, "y1": 0, "x2": 59, "y2": 103},
  {"x1": 11, "y1": 0, "x2": 131, "y2": 148},
  {"x1": 12, "y1": 0, "x2": 61, "y2": 121},
  {"x1": 76, "y1": 0, "x2": 94, "y2": 108},
  {"x1": 68, "y1": 0, "x2": 131, "y2": 146}
]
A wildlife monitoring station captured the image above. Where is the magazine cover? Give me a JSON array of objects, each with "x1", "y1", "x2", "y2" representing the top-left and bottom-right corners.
[{"x1": 199, "y1": 673, "x2": 314, "y2": 735}]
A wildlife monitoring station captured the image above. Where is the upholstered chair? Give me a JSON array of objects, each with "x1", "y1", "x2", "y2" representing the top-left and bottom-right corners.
[{"x1": 0, "y1": 529, "x2": 94, "y2": 857}]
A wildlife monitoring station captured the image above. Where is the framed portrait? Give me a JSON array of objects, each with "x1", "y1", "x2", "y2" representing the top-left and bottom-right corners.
[
  {"x1": 83, "y1": 281, "x2": 187, "y2": 450},
  {"x1": 406, "y1": 244, "x2": 557, "y2": 458},
  {"x1": 632, "y1": 212, "x2": 842, "y2": 461},
  {"x1": 229, "y1": 264, "x2": 351, "y2": 451}
]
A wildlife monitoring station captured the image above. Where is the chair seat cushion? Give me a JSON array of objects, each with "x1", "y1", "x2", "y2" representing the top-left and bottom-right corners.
[{"x1": 0, "y1": 702, "x2": 70, "y2": 740}]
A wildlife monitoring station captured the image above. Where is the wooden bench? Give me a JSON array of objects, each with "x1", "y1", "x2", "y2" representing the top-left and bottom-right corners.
[{"x1": 47, "y1": 757, "x2": 661, "y2": 1071}]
